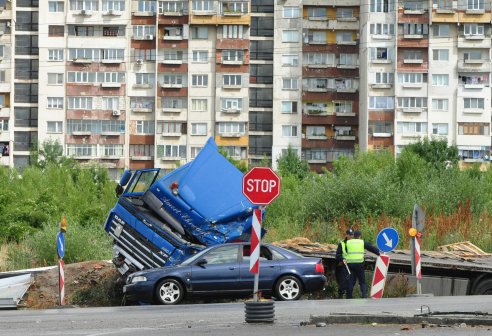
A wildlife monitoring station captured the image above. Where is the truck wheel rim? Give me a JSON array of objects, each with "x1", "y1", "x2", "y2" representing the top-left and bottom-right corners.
[
  {"x1": 159, "y1": 282, "x2": 180, "y2": 303},
  {"x1": 279, "y1": 279, "x2": 299, "y2": 300}
]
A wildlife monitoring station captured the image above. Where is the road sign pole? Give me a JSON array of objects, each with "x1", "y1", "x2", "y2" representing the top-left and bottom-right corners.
[
  {"x1": 250, "y1": 208, "x2": 262, "y2": 302},
  {"x1": 411, "y1": 205, "x2": 417, "y2": 276}
]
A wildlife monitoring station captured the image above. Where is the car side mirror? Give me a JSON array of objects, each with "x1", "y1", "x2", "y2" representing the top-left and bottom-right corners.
[{"x1": 196, "y1": 259, "x2": 207, "y2": 267}]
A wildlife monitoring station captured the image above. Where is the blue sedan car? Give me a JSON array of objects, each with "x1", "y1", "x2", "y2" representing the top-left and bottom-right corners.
[{"x1": 123, "y1": 242, "x2": 327, "y2": 305}]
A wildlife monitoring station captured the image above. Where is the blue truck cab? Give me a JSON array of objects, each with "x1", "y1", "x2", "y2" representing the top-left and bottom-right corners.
[{"x1": 104, "y1": 138, "x2": 262, "y2": 275}]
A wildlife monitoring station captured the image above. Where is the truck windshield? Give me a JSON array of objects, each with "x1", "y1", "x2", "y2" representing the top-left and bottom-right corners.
[{"x1": 125, "y1": 170, "x2": 160, "y2": 195}]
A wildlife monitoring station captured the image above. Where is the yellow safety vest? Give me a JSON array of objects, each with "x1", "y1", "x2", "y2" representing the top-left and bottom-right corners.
[
  {"x1": 345, "y1": 239, "x2": 364, "y2": 264},
  {"x1": 341, "y1": 241, "x2": 348, "y2": 260}
]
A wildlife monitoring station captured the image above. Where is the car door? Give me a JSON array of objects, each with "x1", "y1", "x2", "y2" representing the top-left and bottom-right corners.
[
  {"x1": 238, "y1": 245, "x2": 280, "y2": 293},
  {"x1": 190, "y1": 244, "x2": 240, "y2": 294}
]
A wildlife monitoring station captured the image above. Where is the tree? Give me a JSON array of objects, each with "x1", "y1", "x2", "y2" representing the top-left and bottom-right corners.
[
  {"x1": 403, "y1": 137, "x2": 458, "y2": 170},
  {"x1": 30, "y1": 139, "x2": 75, "y2": 169},
  {"x1": 276, "y1": 146, "x2": 310, "y2": 179},
  {"x1": 218, "y1": 148, "x2": 248, "y2": 173}
]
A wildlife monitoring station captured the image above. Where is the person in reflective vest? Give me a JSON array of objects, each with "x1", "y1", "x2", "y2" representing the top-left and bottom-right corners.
[
  {"x1": 345, "y1": 230, "x2": 380, "y2": 299},
  {"x1": 335, "y1": 228, "x2": 354, "y2": 299}
]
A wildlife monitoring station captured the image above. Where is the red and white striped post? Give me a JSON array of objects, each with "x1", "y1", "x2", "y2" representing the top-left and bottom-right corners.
[
  {"x1": 59, "y1": 259, "x2": 65, "y2": 305},
  {"x1": 249, "y1": 209, "x2": 262, "y2": 300},
  {"x1": 415, "y1": 233, "x2": 422, "y2": 294},
  {"x1": 370, "y1": 254, "x2": 390, "y2": 299}
]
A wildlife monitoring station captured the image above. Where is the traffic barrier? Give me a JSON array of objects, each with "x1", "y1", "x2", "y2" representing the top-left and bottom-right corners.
[
  {"x1": 415, "y1": 236, "x2": 422, "y2": 280},
  {"x1": 370, "y1": 254, "x2": 390, "y2": 299},
  {"x1": 249, "y1": 209, "x2": 261, "y2": 274},
  {"x1": 59, "y1": 259, "x2": 65, "y2": 305}
]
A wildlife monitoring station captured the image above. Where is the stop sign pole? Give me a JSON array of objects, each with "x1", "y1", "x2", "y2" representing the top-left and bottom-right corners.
[{"x1": 243, "y1": 167, "x2": 281, "y2": 301}]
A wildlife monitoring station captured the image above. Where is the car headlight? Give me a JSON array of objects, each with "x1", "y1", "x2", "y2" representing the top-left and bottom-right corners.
[{"x1": 131, "y1": 275, "x2": 147, "y2": 284}]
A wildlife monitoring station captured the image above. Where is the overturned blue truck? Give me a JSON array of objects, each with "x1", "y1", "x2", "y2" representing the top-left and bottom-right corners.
[{"x1": 104, "y1": 138, "x2": 262, "y2": 275}]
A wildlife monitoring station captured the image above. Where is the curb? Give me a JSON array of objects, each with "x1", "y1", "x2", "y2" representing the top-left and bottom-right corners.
[{"x1": 310, "y1": 314, "x2": 492, "y2": 326}]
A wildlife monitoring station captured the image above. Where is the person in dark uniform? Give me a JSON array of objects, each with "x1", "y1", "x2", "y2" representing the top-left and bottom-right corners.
[
  {"x1": 335, "y1": 228, "x2": 354, "y2": 299},
  {"x1": 345, "y1": 230, "x2": 380, "y2": 299}
]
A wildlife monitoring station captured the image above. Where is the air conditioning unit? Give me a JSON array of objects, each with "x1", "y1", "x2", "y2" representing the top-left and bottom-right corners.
[
  {"x1": 112, "y1": 110, "x2": 121, "y2": 116},
  {"x1": 145, "y1": 34, "x2": 154, "y2": 40},
  {"x1": 136, "y1": 59, "x2": 144, "y2": 65}
]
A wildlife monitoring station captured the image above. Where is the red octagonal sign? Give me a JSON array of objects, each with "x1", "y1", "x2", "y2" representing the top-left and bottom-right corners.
[{"x1": 242, "y1": 167, "x2": 281, "y2": 205}]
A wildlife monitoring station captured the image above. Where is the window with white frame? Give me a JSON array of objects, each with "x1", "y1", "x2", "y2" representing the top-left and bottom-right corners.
[
  {"x1": 336, "y1": 7, "x2": 353, "y2": 18},
  {"x1": 162, "y1": 97, "x2": 187, "y2": 109},
  {"x1": 130, "y1": 144, "x2": 154, "y2": 157},
  {"x1": 221, "y1": 146, "x2": 247, "y2": 160},
  {"x1": 282, "y1": 78, "x2": 298, "y2": 90},
  {"x1": 158, "y1": 122, "x2": 182, "y2": 134},
  {"x1": 336, "y1": 31, "x2": 353, "y2": 43},
  {"x1": 191, "y1": 26, "x2": 208, "y2": 39},
  {"x1": 282, "y1": 55, "x2": 299, "y2": 66},
  {"x1": 307, "y1": 7, "x2": 326, "y2": 18},
  {"x1": 304, "y1": 53, "x2": 335, "y2": 66},
  {"x1": 159, "y1": 1, "x2": 186, "y2": 13},
  {"x1": 137, "y1": 0, "x2": 157, "y2": 12},
  {"x1": 192, "y1": 74, "x2": 208, "y2": 87},
  {"x1": 133, "y1": 25, "x2": 156, "y2": 38},
  {"x1": 66, "y1": 144, "x2": 97, "y2": 157},
  {"x1": 47, "y1": 121, "x2": 63, "y2": 133},
  {"x1": 218, "y1": 122, "x2": 245, "y2": 135},
  {"x1": 222, "y1": 25, "x2": 244, "y2": 38},
  {"x1": 222, "y1": 49, "x2": 243, "y2": 62},
  {"x1": 221, "y1": 98, "x2": 243, "y2": 111},
  {"x1": 68, "y1": 96, "x2": 93, "y2": 109},
  {"x1": 163, "y1": 50, "x2": 183, "y2": 61},
  {"x1": 335, "y1": 101, "x2": 352, "y2": 113},
  {"x1": 433, "y1": 49, "x2": 449, "y2": 61},
  {"x1": 69, "y1": 0, "x2": 98, "y2": 11},
  {"x1": 102, "y1": 97, "x2": 119, "y2": 110},
  {"x1": 464, "y1": 50, "x2": 482, "y2": 60},
  {"x1": 48, "y1": 49, "x2": 64, "y2": 61},
  {"x1": 136, "y1": 120, "x2": 155, "y2": 134},
  {"x1": 433, "y1": 24, "x2": 450, "y2": 37},
  {"x1": 432, "y1": 74, "x2": 449, "y2": 86},
  {"x1": 464, "y1": 98, "x2": 485, "y2": 109},
  {"x1": 49, "y1": 1, "x2": 65, "y2": 12},
  {"x1": 369, "y1": 47, "x2": 392, "y2": 60},
  {"x1": 369, "y1": 96, "x2": 394, "y2": 109},
  {"x1": 281, "y1": 101, "x2": 298, "y2": 113},
  {"x1": 191, "y1": 99, "x2": 207, "y2": 111},
  {"x1": 398, "y1": 73, "x2": 425, "y2": 84},
  {"x1": 432, "y1": 99, "x2": 449, "y2": 111},
  {"x1": 161, "y1": 145, "x2": 186, "y2": 158},
  {"x1": 191, "y1": 123, "x2": 208, "y2": 135},
  {"x1": 192, "y1": 50, "x2": 208, "y2": 62},
  {"x1": 306, "y1": 102, "x2": 328, "y2": 114},
  {"x1": 102, "y1": 72, "x2": 124, "y2": 83},
  {"x1": 282, "y1": 30, "x2": 299, "y2": 42},
  {"x1": 100, "y1": 144, "x2": 124, "y2": 157},
  {"x1": 103, "y1": 0, "x2": 125, "y2": 11},
  {"x1": 47, "y1": 97, "x2": 63, "y2": 109},
  {"x1": 403, "y1": 50, "x2": 422, "y2": 60},
  {"x1": 398, "y1": 97, "x2": 427, "y2": 108},
  {"x1": 283, "y1": 6, "x2": 300, "y2": 18},
  {"x1": 370, "y1": 0, "x2": 394, "y2": 12},
  {"x1": 464, "y1": 24, "x2": 484, "y2": 36},
  {"x1": 307, "y1": 31, "x2": 327, "y2": 43},
  {"x1": 223, "y1": 74, "x2": 242, "y2": 86},
  {"x1": 282, "y1": 125, "x2": 298, "y2": 137},
  {"x1": 432, "y1": 123, "x2": 448, "y2": 135},
  {"x1": 370, "y1": 23, "x2": 395, "y2": 35},
  {"x1": 48, "y1": 73, "x2": 63, "y2": 85},
  {"x1": 136, "y1": 73, "x2": 155, "y2": 85},
  {"x1": 374, "y1": 72, "x2": 394, "y2": 84},
  {"x1": 402, "y1": 23, "x2": 428, "y2": 35},
  {"x1": 467, "y1": 0, "x2": 484, "y2": 10},
  {"x1": 397, "y1": 122, "x2": 428, "y2": 134},
  {"x1": 221, "y1": 1, "x2": 247, "y2": 14},
  {"x1": 190, "y1": 146, "x2": 202, "y2": 159},
  {"x1": 306, "y1": 126, "x2": 326, "y2": 137},
  {"x1": 339, "y1": 54, "x2": 358, "y2": 66},
  {"x1": 192, "y1": 0, "x2": 214, "y2": 11},
  {"x1": 162, "y1": 74, "x2": 184, "y2": 85}
]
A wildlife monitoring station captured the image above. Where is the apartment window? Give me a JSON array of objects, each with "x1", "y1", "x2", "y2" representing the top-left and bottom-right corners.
[
  {"x1": 162, "y1": 98, "x2": 186, "y2": 109},
  {"x1": 68, "y1": 97, "x2": 93, "y2": 109},
  {"x1": 192, "y1": 0, "x2": 214, "y2": 11},
  {"x1": 464, "y1": 24, "x2": 484, "y2": 36},
  {"x1": 133, "y1": 48, "x2": 156, "y2": 61},
  {"x1": 402, "y1": 23, "x2": 428, "y2": 35},
  {"x1": 464, "y1": 51, "x2": 482, "y2": 60},
  {"x1": 190, "y1": 147, "x2": 202, "y2": 159},
  {"x1": 191, "y1": 99, "x2": 207, "y2": 111},
  {"x1": 221, "y1": 98, "x2": 243, "y2": 111},
  {"x1": 66, "y1": 144, "x2": 97, "y2": 157},
  {"x1": 403, "y1": 50, "x2": 422, "y2": 60},
  {"x1": 15, "y1": 59, "x2": 38, "y2": 80},
  {"x1": 48, "y1": 73, "x2": 63, "y2": 85},
  {"x1": 370, "y1": 47, "x2": 392, "y2": 60},
  {"x1": 433, "y1": 123, "x2": 448, "y2": 135},
  {"x1": 433, "y1": 0, "x2": 453, "y2": 10},
  {"x1": 222, "y1": 49, "x2": 243, "y2": 62},
  {"x1": 191, "y1": 123, "x2": 208, "y2": 135},
  {"x1": 222, "y1": 25, "x2": 244, "y2": 38},
  {"x1": 283, "y1": 6, "x2": 300, "y2": 18},
  {"x1": 137, "y1": 0, "x2": 157, "y2": 12},
  {"x1": 339, "y1": 54, "x2": 358, "y2": 66},
  {"x1": 336, "y1": 31, "x2": 353, "y2": 43},
  {"x1": 337, "y1": 8, "x2": 353, "y2": 18},
  {"x1": 135, "y1": 120, "x2": 155, "y2": 134},
  {"x1": 48, "y1": 49, "x2": 63, "y2": 61},
  {"x1": 191, "y1": 27, "x2": 208, "y2": 39},
  {"x1": 72, "y1": 26, "x2": 95, "y2": 37},
  {"x1": 103, "y1": 49, "x2": 124, "y2": 61},
  {"x1": 49, "y1": 25, "x2": 64, "y2": 37},
  {"x1": 0, "y1": 70, "x2": 5, "y2": 83},
  {"x1": 192, "y1": 50, "x2": 208, "y2": 62},
  {"x1": 103, "y1": 0, "x2": 125, "y2": 11},
  {"x1": 47, "y1": 121, "x2": 63, "y2": 134},
  {"x1": 458, "y1": 123, "x2": 489, "y2": 135},
  {"x1": 16, "y1": 11, "x2": 37, "y2": 32},
  {"x1": 16, "y1": 35, "x2": 38, "y2": 56},
  {"x1": 282, "y1": 78, "x2": 298, "y2": 90},
  {"x1": 162, "y1": 74, "x2": 184, "y2": 85},
  {"x1": 136, "y1": 73, "x2": 155, "y2": 85},
  {"x1": 282, "y1": 125, "x2": 298, "y2": 137},
  {"x1": 398, "y1": 73, "x2": 425, "y2": 83},
  {"x1": 370, "y1": 0, "x2": 393, "y2": 12},
  {"x1": 133, "y1": 25, "x2": 156, "y2": 38},
  {"x1": 130, "y1": 97, "x2": 154, "y2": 110},
  {"x1": 282, "y1": 30, "x2": 299, "y2": 42},
  {"x1": 281, "y1": 55, "x2": 299, "y2": 66},
  {"x1": 369, "y1": 96, "x2": 394, "y2": 109},
  {"x1": 307, "y1": 126, "x2": 326, "y2": 137},
  {"x1": 69, "y1": 0, "x2": 99, "y2": 10},
  {"x1": 49, "y1": 1, "x2": 64, "y2": 12},
  {"x1": 218, "y1": 122, "x2": 245, "y2": 135},
  {"x1": 433, "y1": 49, "x2": 449, "y2": 61},
  {"x1": 192, "y1": 74, "x2": 208, "y2": 87},
  {"x1": 432, "y1": 74, "x2": 449, "y2": 86},
  {"x1": 467, "y1": 0, "x2": 484, "y2": 10},
  {"x1": 398, "y1": 97, "x2": 427, "y2": 108},
  {"x1": 67, "y1": 71, "x2": 95, "y2": 83},
  {"x1": 374, "y1": 72, "x2": 394, "y2": 84},
  {"x1": 47, "y1": 97, "x2": 63, "y2": 109},
  {"x1": 14, "y1": 107, "x2": 38, "y2": 127},
  {"x1": 397, "y1": 122, "x2": 428, "y2": 134},
  {"x1": 370, "y1": 23, "x2": 395, "y2": 35},
  {"x1": 432, "y1": 99, "x2": 449, "y2": 111},
  {"x1": 433, "y1": 24, "x2": 450, "y2": 37},
  {"x1": 158, "y1": 122, "x2": 182, "y2": 134},
  {"x1": 157, "y1": 145, "x2": 184, "y2": 159},
  {"x1": 306, "y1": 31, "x2": 326, "y2": 44},
  {"x1": 102, "y1": 97, "x2": 119, "y2": 110},
  {"x1": 335, "y1": 101, "x2": 352, "y2": 113},
  {"x1": 163, "y1": 50, "x2": 184, "y2": 61},
  {"x1": 307, "y1": 7, "x2": 326, "y2": 18},
  {"x1": 223, "y1": 74, "x2": 242, "y2": 86},
  {"x1": 304, "y1": 52, "x2": 335, "y2": 66},
  {"x1": 464, "y1": 98, "x2": 485, "y2": 109},
  {"x1": 281, "y1": 101, "x2": 298, "y2": 114}
]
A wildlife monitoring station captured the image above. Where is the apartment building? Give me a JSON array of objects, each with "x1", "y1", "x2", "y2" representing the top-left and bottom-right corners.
[{"x1": 2, "y1": 0, "x2": 492, "y2": 175}]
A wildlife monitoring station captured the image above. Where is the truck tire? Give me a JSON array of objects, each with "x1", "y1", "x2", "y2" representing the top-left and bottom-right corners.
[
  {"x1": 472, "y1": 278, "x2": 492, "y2": 295},
  {"x1": 274, "y1": 275, "x2": 303, "y2": 301},
  {"x1": 155, "y1": 279, "x2": 185, "y2": 305}
]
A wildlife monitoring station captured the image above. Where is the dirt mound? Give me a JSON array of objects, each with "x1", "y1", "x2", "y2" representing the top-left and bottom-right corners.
[{"x1": 23, "y1": 260, "x2": 120, "y2": 309}]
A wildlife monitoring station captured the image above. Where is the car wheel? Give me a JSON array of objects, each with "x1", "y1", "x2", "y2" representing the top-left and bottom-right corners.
[
  {"x1": 155, "y1": 279, "x2": 184, "y2": 305},
  {"x1": 274, "y1": 275, "x2": 303, "y2": 301}
]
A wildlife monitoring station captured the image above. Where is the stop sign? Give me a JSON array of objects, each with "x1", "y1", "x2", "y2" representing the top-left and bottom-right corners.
[{"x1": 242, "y1": 167, "x2": 281, "y2": 205}]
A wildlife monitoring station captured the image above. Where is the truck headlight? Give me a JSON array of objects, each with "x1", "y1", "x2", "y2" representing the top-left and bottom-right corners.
[{"x1": 131, "y1": 275, "x2": 147, "y2": 283}]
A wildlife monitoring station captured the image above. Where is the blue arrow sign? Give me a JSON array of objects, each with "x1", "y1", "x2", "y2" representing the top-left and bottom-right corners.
[
  {"x1": 57, "y1": 231, "x2": 65, "y2": 259},
  {"x1": 376, "y1": 228, "x2": 399, "y2": 253}
]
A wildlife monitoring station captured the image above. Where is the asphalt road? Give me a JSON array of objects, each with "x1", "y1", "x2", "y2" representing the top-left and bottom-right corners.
[{"x1": 1, "y1": 296, "x2": 491, "y2": 336}]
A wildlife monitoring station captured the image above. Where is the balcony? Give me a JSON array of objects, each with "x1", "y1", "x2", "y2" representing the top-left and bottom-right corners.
[
  {"x1": 132, "y1": 155, "x2": 153, "y2": 160},
  {"x1": 403, "y1": 34, "x2": 424, "y2": 39},
  {"x1": 222, "y1": 59, "x2": 243, "y2": 65},
  {"x1": 73, "y1": 9, "x2": 93, "y2": 16},
  {"x1": 133, "y1": 11, "x2": 156, "y2": 17},
  {"x1": 458, "y1": 36, "x2": 491, "y2": 48},
  {"x1": 305, "y1": 109, "x2": 329, "y2": 116},
  {"x1": 163, "y1": 34, "x2": 183, "y2": 41},
  {"x1": 220, "y1": 133, "x2": 244, "y2": 138},
  {"x1": 102, "y1": 10, "x2": 123, "y2": 16},
  {"x1": 403, "y1": 58, "x2": 423, "y2": 64},
  {"x1": 372, "y1": 35, "x2": 393, "y2": 41},
  {"x1": 306, "y1": 87, "x2": 328, "y2": 93},
  {"x1": 403, "y1": 9, "x2": 426, "y2": 15},
  {"x1": 222, "y1": 84, "x2": 241, "y2": 90},
  {"x1": 101, "y1": 59, "x2": 124, "y2": 64},
  {"x1": 132, "y1": 107, "x2": 153, "y2": 113},
  {"x1": 335, "y1": 134, "x2": 356, "y2": 141},
  {"x1": 161, "y1": 156, "x2": 181, "y2": 161},
  {"x1": 161, "y1": 59, "x2": 184, "y2": 65},
  {"x1": 222, "y1": 108, "x2": 241, "y2": 114},
  {"x1": 371, "y1": 59, "x2": 392, "y2": 64},
  {"x1": 465, "y1": 9, "x2": 485, "y2": 14},
  {"x1": 464, "y1": 83, "x2": 485, "y2": 89},
  {"x1": 306, "y1": 63, "x2": 331, "y2": 69},
  {"x1": 372, "y1": 132, "x2": 393, "y2": 138},
  {"x1": 72, "y1": 58, "x2": 92, "y2": 64},
  {"x1": 162, "y1": 107, "x2": 184, "y2": 113},
  {"x1": 336, "y1": 87, "x2": 357, "y2": 93},
  {"x1": 458, "y1": 60, "x2": 492, "y2": 72},
  {"x1": 401, "y1": 83, "x2": 423, "y2": 89},
  {"x1": 72, "y1": 131, "x2": 92, "y2": 136},
  {"x1": 306, "y1": 134, "x2": 327, "y2": 140},
  {"x1": 401, "y1": 107, "x2": 424, "y2": 113},
  {"x1": 463, "y1": 108, "x2": 485, "y2": 114},
  {"x1": 337, "y1": 63, "x2": 358, "y2": 69},
  {"x1": 336, "y1": 40, "x2": 357, "y2": 46},
  {"x1": 161, "y1": 10, "x2": 185, "y2": 16},
  {"x1": 134, "y1": 34, "x2": 155, "y2": 41},
  {"x1": 101, "y1": 83, "x2": 121, "y2": 88},
  {"x1": 192, "y1": 10, "x2": 216, "y2": 16},
  {"x1": 162, "y1": 132, "x2": 182, "y2": 137},
  {"x1": 336, "y1": 111, "x2": 356, "y2": 117},
  {"x1": 160, "y1": 82, "x2": 184, "y2": 88},
  {"x1": 133, "y1": 84, "x2": 153, "y2": 89},
  {"x1": 100, "y1": 131, "x2": 121, "y2": 136},
  {"x1": 371, "y1": 83, "x2": 392, "y2": 89}
]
